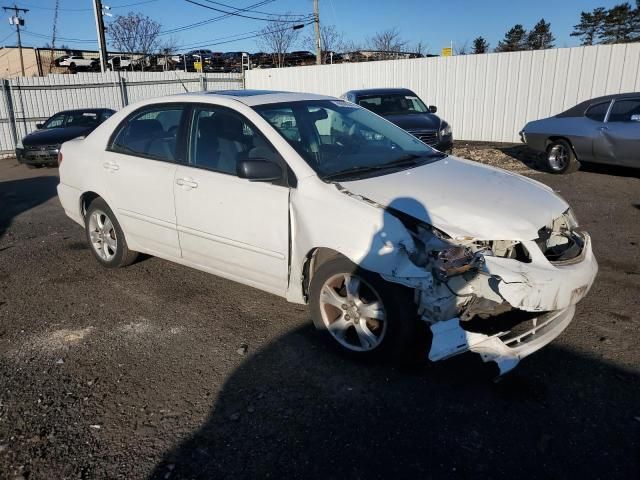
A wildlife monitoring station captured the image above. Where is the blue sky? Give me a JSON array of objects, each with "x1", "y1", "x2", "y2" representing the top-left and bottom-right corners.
[{"x1": 0, "y1": 0, "x2": 628, "y2": 54}]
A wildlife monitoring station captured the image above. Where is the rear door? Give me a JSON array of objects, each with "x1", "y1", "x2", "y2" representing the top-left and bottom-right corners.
[
  {"x1": 102, "y1": 103, "x2": 186, "y2": 258},
  {"x1": 594, "y1": 98, "x2": 640, "y2": 167},
  {"x1": 173, "y1": 104, "x2": 290, "y2": 295}
]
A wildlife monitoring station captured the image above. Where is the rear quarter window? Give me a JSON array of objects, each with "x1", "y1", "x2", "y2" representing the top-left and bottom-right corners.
[{"x1": 585, "y1": 102, "x2": 610, "y2": 122}]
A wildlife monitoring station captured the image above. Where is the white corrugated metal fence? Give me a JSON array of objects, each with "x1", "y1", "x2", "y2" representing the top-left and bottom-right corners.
[
  {"x1": 0, "y1": 71, "x2": 242, "y2": 153},
  {"x1": 245, "y1": 43, "x2": 640, "y2": 143}
]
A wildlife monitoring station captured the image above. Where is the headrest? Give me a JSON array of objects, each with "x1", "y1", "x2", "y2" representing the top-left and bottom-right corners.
[{"x1": 127, "y1": 119, "x2": 163, "y2": 140}]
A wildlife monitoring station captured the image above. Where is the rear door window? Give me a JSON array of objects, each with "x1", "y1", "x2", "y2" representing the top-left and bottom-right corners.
[
  {"x1": 110, "y1": 105, "x2": 184, "y2": 162},
  {"x1": 585, "y1": 102, "x2": 610, "y2": 122},
  {"x1": 607, "y1": 99, "x2": 640, "y2": 122}
]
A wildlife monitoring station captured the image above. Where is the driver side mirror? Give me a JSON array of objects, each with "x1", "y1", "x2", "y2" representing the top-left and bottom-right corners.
[
  {"x1": 237, "y1": 158, "x2": 283, "y2": 182},
  {"x1": 35, "y1": 123, "x2": 43, "y2": 129},
  {"x1": 428, "y1": 105, "x2": 438, "y2": 114},
  {"x1": 631, "y1": 114, "x2": 640, "y2": 122}
]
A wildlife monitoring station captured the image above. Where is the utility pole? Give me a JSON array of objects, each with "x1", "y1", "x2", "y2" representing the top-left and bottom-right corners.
[
  {"x1": 92, "y1": 0, "x2": 109, "y2": 73},
  {"x1": 3, "y1": 4, "x2": 28, "y2": 77},
  {"x1": 313, "y1": 0, "x2": 321, "y2": 65}
]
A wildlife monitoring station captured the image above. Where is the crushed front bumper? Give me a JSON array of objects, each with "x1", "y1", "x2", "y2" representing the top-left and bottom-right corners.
[
  {"x1": 424, "y1": 234, "x2": 597, "y2": 375},
  {"x1": 429, "y1": 306, "x2": 575, "y2": 374}
]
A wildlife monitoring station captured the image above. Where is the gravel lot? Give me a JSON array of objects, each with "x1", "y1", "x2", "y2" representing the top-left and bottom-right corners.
[{"x1": 0, "y1": 146, "x2": 639, "y2": 479}]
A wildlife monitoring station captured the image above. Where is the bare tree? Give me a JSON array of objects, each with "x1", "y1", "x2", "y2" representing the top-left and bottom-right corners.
[
  {"x1": 107, "y1": 12, "x2": 161, "y2": 57},
  {"x1": 369, "y1": 27, "x2": 407, "y2": 58},
  {"x1": 302, "y1": 24, "x2": 345, "y2": 63},
  {"x1": 413, "y1": 40, "x2": 429, "y2": 56},
  {"x1": 455, "y1": 40, "x2": 469, "y2": 55},
  {"x1": 257, "y1": 15, "x2": 302, "y2": 68}
]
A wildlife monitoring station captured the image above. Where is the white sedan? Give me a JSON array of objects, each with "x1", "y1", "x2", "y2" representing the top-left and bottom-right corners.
[{"x1": 57, "y1": 90, "x2": 598, "y2": 374}]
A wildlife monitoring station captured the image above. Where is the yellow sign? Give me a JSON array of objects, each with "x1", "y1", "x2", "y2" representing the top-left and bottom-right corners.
[
  {"x1": 194, "y1": 61, "x2": 203, "y2": 72},
  {"x1": 441, "y1": 47, "x2": 453, "y2": 57}
]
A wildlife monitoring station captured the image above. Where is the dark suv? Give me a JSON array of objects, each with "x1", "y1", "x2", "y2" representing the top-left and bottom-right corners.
[{"x1": 342, "y1": 88, "x2": 453, "y2": 152}]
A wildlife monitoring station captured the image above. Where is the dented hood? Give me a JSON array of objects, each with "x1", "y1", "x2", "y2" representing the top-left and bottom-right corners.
[{"x1": 340, "y1": 156, "x2": 568, "y2": 241}]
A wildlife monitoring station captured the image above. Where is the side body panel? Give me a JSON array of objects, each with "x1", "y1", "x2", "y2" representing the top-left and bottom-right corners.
[
  {"x1": 594, "y1": 122, "x2": 640, "y2": 167},
  {"x1": 173, "y1": 165, "x2": 290, "y2": 296},
  {"x1": 101, "y1": 151, "x2": 180, "y2": 258}
]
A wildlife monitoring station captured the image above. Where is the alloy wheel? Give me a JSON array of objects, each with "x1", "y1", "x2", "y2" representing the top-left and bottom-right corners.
[
  {"x1": 548, "y1": 144, "x2": 569, "y2": 171},
  {"x1": 318, "y1": 273, "x2": 387, "y2": 352},
  {"x1": 88, "y1": 209, "x2": 117, "y2": 261}
]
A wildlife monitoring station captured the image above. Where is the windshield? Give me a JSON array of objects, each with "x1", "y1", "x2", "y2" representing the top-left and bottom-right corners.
[
  {"x1": 43, "y1": 111, "x2": 101, "y2": 129},
  {"x1": 254, "y1": 100, "x2": 443, "y2": 180},
  {"x1": 357, "y1": 94, "x2": 429, "y2": 116}
]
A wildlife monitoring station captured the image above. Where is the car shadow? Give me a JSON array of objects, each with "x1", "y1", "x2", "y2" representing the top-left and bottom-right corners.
[
  {"x1": 578, "y1": 161, "x2": 640, "y2": 179},
  {"x1": 498, "y1": 144, "x2": 546, "y2": 172},
  {"x1": 148, "y1": 324, "x2": 639, "y2": 479},
  {"x1": 0, "y1": 175, "x2": 59, "y2": 239},
  {"x1": 148, "y1": 196, "x2": 636, "y2": 479},
  {"x1": 499, "y1": 144, "x2": 640, "y2": 179}
]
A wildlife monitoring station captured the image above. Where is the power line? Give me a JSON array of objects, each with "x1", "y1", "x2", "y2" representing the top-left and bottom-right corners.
[
  {"x1": 3, "y1": 0, "x2": 159, "y2": 11},
  {"x1": 198, "y1": 0, "x2": 309, "y2": 17},
  {"x1": 160, "y1": 0, "x2": 275, "y2": 36},
  {"x1": 18, "y1": 0, "x2": 274, "y2": 45},
  {"x1": 184, "y1": 0, "x2": 313, "y2": 23},
  {"x1": 0, "y1": 30, "x2": 14, "y2": 43},
  {"x1": 21, "y1": 30, "x2": 98, "y2": 43}
]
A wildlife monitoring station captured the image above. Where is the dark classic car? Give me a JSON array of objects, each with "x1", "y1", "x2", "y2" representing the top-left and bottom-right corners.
[
  {"x1": 520, "y1": 92, "x2": 640, "y2": 173},
  {"x1": 341, "y1": 88, "x2": 453, "y2": 152},
  {"x1": 16, "y1": 108, "x2": 115, "y2": 167}
]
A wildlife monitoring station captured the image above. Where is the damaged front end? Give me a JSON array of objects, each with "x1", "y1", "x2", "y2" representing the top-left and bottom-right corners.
[{"x1": 383, "y1": 208, "x2": 598, "y2": 375}]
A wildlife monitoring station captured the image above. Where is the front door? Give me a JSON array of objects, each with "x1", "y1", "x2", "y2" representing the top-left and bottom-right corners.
[
  {"x1": 102, "y1": 104, "x2": 185, "y2": 258},
  {"x1": 594, "y1": 98, "x2": 640, "y2": 167},
  {"x1": 173, "y1": 105, "x2": 290, "y2": 295}
]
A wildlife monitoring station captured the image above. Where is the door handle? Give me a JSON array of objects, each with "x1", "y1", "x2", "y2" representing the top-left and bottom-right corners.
[
  {"x1": 598, "y1": 126, "x2": 608, "y2": 131},
  {"x1": 176, "y1": 177, "x2": 198, "y2": 188}
]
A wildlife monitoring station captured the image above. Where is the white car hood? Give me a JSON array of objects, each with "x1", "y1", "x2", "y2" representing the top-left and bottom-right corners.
[{"x1": 340, "y1": 156, "x2": 568, "y2": 241}]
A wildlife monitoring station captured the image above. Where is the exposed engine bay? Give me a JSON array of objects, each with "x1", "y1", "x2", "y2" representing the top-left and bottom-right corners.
[{"x1": 371, "y1": 199, "x2": 597, "y2": 374}]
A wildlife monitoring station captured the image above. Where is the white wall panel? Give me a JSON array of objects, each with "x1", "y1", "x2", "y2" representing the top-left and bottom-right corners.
[{"x1": 246, "y1": 44, "x2": 640, "y2": 143}]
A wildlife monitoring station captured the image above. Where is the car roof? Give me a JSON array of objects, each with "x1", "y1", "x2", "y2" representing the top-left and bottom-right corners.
[
  {"x1": 194, "y1": 89, "x2": 336, "y2": 106},
  {"x1": 345, "y1": 88, "x2": 416, "y2": 97},
  {"x1": 56, "y1": 108, "x2": 115, "y2": 115},
  {"x1": 557, "y1": 92, "x2": 640, "y2": 117}
]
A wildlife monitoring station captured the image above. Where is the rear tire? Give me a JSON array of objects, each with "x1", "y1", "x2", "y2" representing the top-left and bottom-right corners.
[
  {"x1": 545, "y1": 139, "x2": 579, "y2": 174},
  {"x1": 309, "y1": 256, "x2": 429, "y2": 363},
  {"x1": 84, "y1": 198, "x2": 138, "y2": 268}
]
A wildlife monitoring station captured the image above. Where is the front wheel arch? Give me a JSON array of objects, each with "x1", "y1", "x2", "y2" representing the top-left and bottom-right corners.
[
  {"x1": 544, "y1": 137, "x2": 580, "y2": 174},
  {"x1": 546, "y1": 136, "x2": 579, "y2": 160}
]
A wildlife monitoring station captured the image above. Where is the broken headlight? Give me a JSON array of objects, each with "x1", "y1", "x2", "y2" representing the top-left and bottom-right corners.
[{"x1": 536, "y1": 208, "x2": 584, "y2": 262}]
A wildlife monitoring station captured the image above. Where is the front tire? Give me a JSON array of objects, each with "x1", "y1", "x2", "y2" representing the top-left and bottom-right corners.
[
  {"x1": 309, "y1": 256, "x2": 427, "y2": 362},
  {"x1": 545, "y1": 139, "x2": 579, "y2": 174},
  {"x1": 84, "y1": 198, "x2": 138, "y2": 268}
]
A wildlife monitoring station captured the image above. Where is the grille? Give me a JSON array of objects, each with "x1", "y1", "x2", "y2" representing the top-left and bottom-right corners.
[
  {"x1": 24, "y1": 144, "x2": 59, "y2": 151},
  {"x1": 406, "y1": 129, "x2": 439, "y2": 147}
]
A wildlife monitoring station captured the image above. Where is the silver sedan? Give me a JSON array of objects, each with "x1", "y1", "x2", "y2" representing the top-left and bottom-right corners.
[{"x1": 520, "y1": 93, "x2": 640, "y2": 173}]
